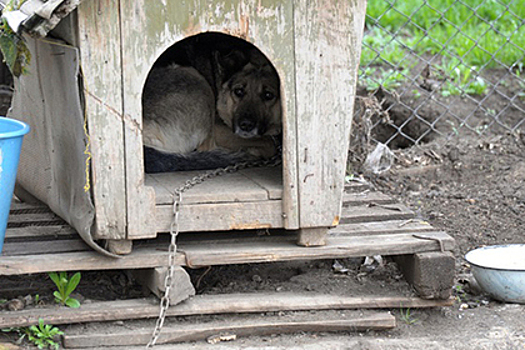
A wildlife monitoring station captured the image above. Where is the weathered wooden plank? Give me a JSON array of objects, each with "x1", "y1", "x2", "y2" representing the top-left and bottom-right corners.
[
  {"x1": 340, "y1": 204, "x2": 414, "y2": 224},
  {"x1": 77, "y1": 1, "x2": 126, "y2": 240},
  {"x1": 0, "y1": 231, "x2": 453, "y2": 275},
  {"x1": 0, "y1": 293, "x2": 452, "y2": 328},
  {"x1": 9, "y1": 201, "x2": 46, "y2": 211},
  {"x1": 239, "y1": 167, "x2": 283, "y2": 200},
  {"x1": 146, "y1": 172, "x2": 270, "y2": 205},
  {"x1": 6, "y1": 212, "x2": 64, "y2": 226},
  {"x1": 178, "y1": 232, "x2": 454, "y2": 266},
  {"x1": 4, "y1": 226, "x2": 78, "y2": 241},
  {"x1": 342, "y1": 191, "x2": 396, "y2": 206},
  {"x1": 117, "y1": 0, "x2": 158, "y2": 241},
  {"x1": 330, "y1": 220, "x2": 435, "y2": 236},
  {"x1": 155, "y1": 200, "x2": 284, "y2": 233},
  {"x1": 293, "y1": 0, "x2": 367, "y2": 229},
  {"x1": 0, "y1": 249, "x2": 183, "y2": 276},
  {"x1": 1, "y1": 239, "x2": 90, "y2": 256},
  {"x1": 63, "y1": 313, "x2": 395, "y2": 347},
  {"x1": 344, "y1": 181, "x2": 371, "y2": 192}
]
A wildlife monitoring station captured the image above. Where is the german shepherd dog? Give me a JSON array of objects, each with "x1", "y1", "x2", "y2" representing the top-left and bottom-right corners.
[{"x1": 142, "y1": 35, "x2": 282, "y2": 173}]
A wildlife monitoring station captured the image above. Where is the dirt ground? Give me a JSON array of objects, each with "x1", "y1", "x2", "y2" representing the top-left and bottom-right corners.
[{"x1": 1, "y1": 80, "x2": 525, "y2": 349}]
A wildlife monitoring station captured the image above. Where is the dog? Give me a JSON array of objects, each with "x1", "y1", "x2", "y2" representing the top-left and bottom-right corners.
[{"x1": 142, "y1": 39, "x2": 282, "y2": 173}]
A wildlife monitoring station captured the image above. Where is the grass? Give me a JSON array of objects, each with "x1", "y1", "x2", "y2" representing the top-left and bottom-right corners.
[
  {"x1": 360, "y1": 0, "x2": 525, "y2": 94},
  {"x1": 399, "y1": 307, "x2": 419, "y2": 325},
  {"x1": 365, "y1": 0, "x2": 525, "y2": 69}
]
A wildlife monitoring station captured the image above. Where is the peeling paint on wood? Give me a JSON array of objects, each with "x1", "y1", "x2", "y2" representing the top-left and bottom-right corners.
[
  {"x1": 60, "y1": 0, "x2": 365, "y2": 240},
  {"x1": 77, "y1": 0, "x2": 127, "y2": 240}
]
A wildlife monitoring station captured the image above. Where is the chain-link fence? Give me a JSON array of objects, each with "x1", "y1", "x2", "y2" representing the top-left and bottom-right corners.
[{"x1": 354, "y1": 0, "x2": 525, "y2": 155}]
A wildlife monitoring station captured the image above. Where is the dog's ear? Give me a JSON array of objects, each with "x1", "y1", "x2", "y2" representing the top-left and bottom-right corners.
[
  {"x1": 213, "y1": 49, "x2": 249, "y2": 83},
  {"x1": 248, "y1": 48, "x2": 271, "y2": 68}
]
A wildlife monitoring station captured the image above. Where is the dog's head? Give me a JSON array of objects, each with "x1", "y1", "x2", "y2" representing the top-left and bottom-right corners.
[{"x1": 215, "y1": 50, "x2": 282, "y2": 138}]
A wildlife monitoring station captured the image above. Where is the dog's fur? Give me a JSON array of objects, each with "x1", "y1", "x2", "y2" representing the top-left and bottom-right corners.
[{"x1": 142, "y1": 39, "x2": 282, "y2": 173}]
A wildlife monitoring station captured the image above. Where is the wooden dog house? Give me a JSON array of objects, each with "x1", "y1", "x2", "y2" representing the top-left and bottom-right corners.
[{"x1": 3, "y1": 0, "x2": 367, "y2": 255}]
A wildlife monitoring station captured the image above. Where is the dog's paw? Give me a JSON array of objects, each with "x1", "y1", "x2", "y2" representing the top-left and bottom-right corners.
[{"x1": 245, "y1": 136, "x2": 279, "y2": 159}]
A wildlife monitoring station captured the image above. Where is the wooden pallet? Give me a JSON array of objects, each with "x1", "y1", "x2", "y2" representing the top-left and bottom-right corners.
[
  {"x1": 1, "y1": 184, "x2": 452, "y2": 274},
  {"x1": 0, "y1": 183, "x2": 455, "y2": 345}
]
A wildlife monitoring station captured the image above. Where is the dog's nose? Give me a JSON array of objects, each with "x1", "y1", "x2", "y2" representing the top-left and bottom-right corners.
[{"x1": 239, "y1": 119, "x2": 256, "y2": 132}]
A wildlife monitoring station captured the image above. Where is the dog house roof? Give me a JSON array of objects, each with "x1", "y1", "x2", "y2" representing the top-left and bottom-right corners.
[{"x1": 0, "y1": 0, "x2": 82, "y2": 37}]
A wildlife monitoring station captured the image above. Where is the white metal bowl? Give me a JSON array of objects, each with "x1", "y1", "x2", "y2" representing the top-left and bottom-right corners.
[{"x1": 464, "y1": 244, "x2": 525, "y2": 304}]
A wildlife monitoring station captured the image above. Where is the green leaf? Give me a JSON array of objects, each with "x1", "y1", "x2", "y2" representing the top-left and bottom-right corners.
[
  {"x1": 65, "y1": 272, "x2": 81, "y2": 297},
  {"x1": 65, "y1": 298, "x2": 81, "y2": 309},
  {"x1": 53, "y1": 291, "x2": 63, "y2": 304},
  {"x1": 0, "y1": 26, "x2": 31, "y2": 77},
  {"x1": 48, "y1": 272, "x2": 60, "y2": 286}
]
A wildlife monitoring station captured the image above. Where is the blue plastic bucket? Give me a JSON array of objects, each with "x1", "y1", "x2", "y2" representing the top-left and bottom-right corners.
[{"x1": 0, "y1": 117, "x2": 30, "y2": 254}]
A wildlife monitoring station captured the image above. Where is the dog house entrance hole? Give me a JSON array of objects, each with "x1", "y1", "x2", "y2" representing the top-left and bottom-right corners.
[{"x1": 142, "y1": 33, "x2": 284, "y2": 233}]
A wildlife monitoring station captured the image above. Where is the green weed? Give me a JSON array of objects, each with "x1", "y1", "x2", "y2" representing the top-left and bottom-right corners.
[
  {"x1": 361, "y1": 67, "x2": 409, "y2": 92},
  {"x1": 439, "y1": 58, "x2": 487, "y2": 96},
  {"x1": 48, "y1": 272, "x2": 81, "y2": 308},
  {"x1": 26, "y1": 319, "x2": 63, "y2": 350},
  {"x1": 399, "y1": 307, "x2": 419, "y2": 325},
  {"x1": 2, "y1": 320, "x2": 63, "y2": 350}
]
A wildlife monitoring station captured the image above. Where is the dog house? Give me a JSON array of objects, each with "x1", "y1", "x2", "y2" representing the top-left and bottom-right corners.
[{"x1": 3, "y1": 0, "x2": 367, "y2": 255}]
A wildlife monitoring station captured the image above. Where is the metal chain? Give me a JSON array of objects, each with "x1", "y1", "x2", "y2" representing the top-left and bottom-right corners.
[{"x1": 146, "y1": 152, "x2": 282, "y2": 348}]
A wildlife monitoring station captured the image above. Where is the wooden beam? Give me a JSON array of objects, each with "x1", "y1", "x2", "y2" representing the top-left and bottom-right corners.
[
  {"x1": 0, "y1": 249, "x2": 184, "y2": 275},
  {"x1": 1, "y1": 239, "x2": 90, "y2": 256},
  {"x1": 132, "y1": 266, "x2": 195, "y2": 305},
  {"x1": 63, "y1": 312, "x2": 396, "y2": 347},
  {"x1": 330, "y1": 220, "x2": 435, "y2": 236},
  {"x1": 179, "y1": 232, "x2": 455, "y2": 267},
  {"x1": 340, "y1": 204, "x2": 414, "y2": 224},
  {"x1": 0, "y1": 292, "x2": 452, "y2": 328},
  {"x1": 155, "y1": 200, "x2": 284, "y2": 233},
  {"x1": 342, "y1": 191, "x2": 396, "y2": 206},
  {"x1": 5, "y1": 226, "x2": 78, "y2": 241},
  {"x1": 0, "y1": 232, "x2": 454, "y2": 275},
  {"x1": 6, "y1": 212, "x2": 65, "y2": 226},
  {"x1": 296, "y1": 227, "x2": 328, "y2": 246}
]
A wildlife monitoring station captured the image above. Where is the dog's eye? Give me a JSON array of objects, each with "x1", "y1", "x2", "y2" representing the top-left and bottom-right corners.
[
  {"x1": 233, "y1": 88, "x2": 245, "y2": 98},
  {"x1": 263, "y1": 91, "x2": 275, "y2": 101}
]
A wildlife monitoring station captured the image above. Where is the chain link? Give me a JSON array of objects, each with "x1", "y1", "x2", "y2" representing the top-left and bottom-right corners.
[{"x1": 146, "y1": 152, "x2": 281, "y2": 348}]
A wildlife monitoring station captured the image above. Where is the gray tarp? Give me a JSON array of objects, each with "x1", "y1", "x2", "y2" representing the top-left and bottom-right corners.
[{"x1": 9, "y1": 37, "x2": 114, "y2": 256}]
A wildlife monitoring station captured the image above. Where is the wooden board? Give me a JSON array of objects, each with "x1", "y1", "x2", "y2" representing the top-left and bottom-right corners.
[
  {"x1": 342, "y1": 191, "x2": 396, "y2": 206},
  {"x1": 146, "y1": 171, "x2": 273, "y2": 205},
  {"x1": 293, "y1": 0, "x2": 367, "y2": 229},
  {"x1": 0, "y1": 292, "x2": 452, "y2": 328},
  {"x1": 77, "y1": 1, "x2": 127, "y2": 240},
  {"x1": 7, "y1": 211, "x2": 65, "y2": 227},
  {"x1": 340, "y1": 204, "x2": 414, "y2": 224},
  {"x1": 0, "y1": 231, "x2": 453, "y2": 275},
  {"x1": 154, "y1": 200, "x2": 284, "y2": 232},
  {"x1": 0, "y1": 249, "x2": 178, "y2": 275},
  {"x1": 63, "y1": 312, "x2": 396, "y2": 347},
  {"x1": 3, "y1": 226, "x2": 77, "y2": 241},
  {"x1": 1, "y1": 239, "x2": 89, "y2": 256},
  {"x1": 239, "y1": 167, "x2": 283, "y2": 200},
  {"x1": 178, "y1": 232, "x2": 454, "y2": 267},
  {"x1": 330, "y1": 220, "x2": 435, "y2": 236}
]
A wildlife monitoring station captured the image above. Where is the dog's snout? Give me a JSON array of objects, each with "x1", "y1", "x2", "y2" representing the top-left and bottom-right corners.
[{"x1": 239, "y1": 119, "x2": 256, "y2": 132}]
